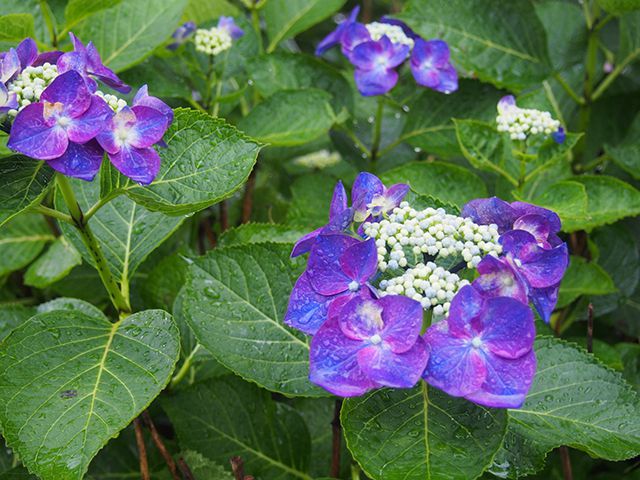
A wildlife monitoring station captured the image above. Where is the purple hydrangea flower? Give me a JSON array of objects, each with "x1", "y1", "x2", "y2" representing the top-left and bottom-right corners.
[
  {"x1": 285, "y1": 234, "x2": 377, "y2": 335},
  {"x1": 0, "y1": 48, "x2": 20, "y2": 84},
  {"x1": 218, "y1": 16, "x2": 244, "y2": 39},
  {"x1": 291, "y1": 181, "x2": 353, "y2": 258},
  {"x1": 15, "y1": 38, "x2": 38, "y2": 70},
  {"x1": 96, "y1": 92, "x2": 170, "y2": 185},
  {"x1": 57, "y1": 33, "x2": 131, "y2": 94},
  {"x1": 423, "y1": 285, "x2": 536, "y2": 408},
  {"x1": 167, "y1": 21, "x2": 197, "y2": 50},
  {"x1": 7, "y1": 70, "x2": 112, "y2": 180},
  {"x1": 552, "y1": 126, "x2": 566, "y2": 144},
  {"x1": 316, "y1": 6, "x2": 361, "y2": 56},
  {"x1": 0, "y1": 82, "x2": 18, "y2": 114},
  {"x1": 350, "y1": 35, "x2": 409, "y2": 96},
  {"x1": 310, "y1": 295, "x2": 428, "y2": 396},
  {"x1": 351, "y1": 172, "x2": 409, "y2": 222},
  {"x1": 410, "y1": 39, "x2": 458, "y2": 94}
]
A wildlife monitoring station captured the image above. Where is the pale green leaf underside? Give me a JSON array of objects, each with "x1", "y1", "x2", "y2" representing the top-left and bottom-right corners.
[
  {"x1": 24, "y1": 237, "x2": 82, "y2": 289},
  {"x1": 0, "y1": 308, "x2": 180, "y2": 480}
]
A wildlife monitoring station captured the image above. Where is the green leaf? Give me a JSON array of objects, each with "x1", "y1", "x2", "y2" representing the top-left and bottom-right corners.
[
  {"x1": 172, "y1": 451, "x2": 233, "y2": 480},
  {"x1": 453, "y1": 119, "x2": 518, "y2": 185},
  {"x1": 248, "y1": 52, "x2": 352, "y2": 113},
  {"x1": 380, "y1": 161, "x2": 488, "y2": 208},
  {"x1": 73, "y1": 0, "x2": 187, "y2": 72},
  {"x1": 23, "y1": 237, "x2": 82, "y2": 289},
  {"x1": 342, "y1": 382, "x2": 507, "y2": 480},
  {"x1": 528, "y1": 180, "x2": 589, "y2": 229},
  {"x1": 607, "y1": 112, "x2": 640, "y2": 179},
  {"x1": 123, "y1": 109, "x2": 261, "y2": 215},
  {"x1": 0, "y1": 14, "x2": 35, "y2": 43},
  {"x1": 36, "y1": 297, "x2": 106, "y2": 319},
  {"x1": 0, "y1": 214, "x2": 53, "y2": 277},
  {"x1": 597, "y1": 0, "x2": 640, "y2": 15},
  {"x1": 162, "y1": 376, "x2": 312, "y2": 479},
  {"x1": 118, "y1": 56, "x2": 192, "y2": 100},
  {"x1": 0, "y1": 304, "x2": 36, "y2": 342},
  {"x1": 238, "y1": 89, "x2": 336, "y2": 147},
  {"x1": 181, "y1": 0, "x2": 238, "y2": 23},
  {"x1": 557, "y1": 256, "x2": 617, "y2": 309},
  {"x1": 398, "y1": 0, "x2": 551, "y2": 91},
  {"x1": 285, "y1": 172, "x2": 337, "y2": 230},
  {"x1": 263, "y1": 0, "x2": 346, "y2": 53},
  {"x1": 178, "y1": 243, "x2": 325, "y2": 396},
  {"x1": 0, "y1": 309, "x2": 180, "y2": 480},
  {"x1": 138, "y1": 253, "x2": 190, "y2": 312},
  {"x1": 218, "y1": 223, "x2": 307, "y2": 248},
  {"x1": 526, "y1": 132, "x2": 582, "y2": 181},
  {"x1": 492, "y1": 337, "x2": 640, "y2": 479},
  {"x1": 535, "y1": 0, "x2": 587, "y2": 72},
  {"x1": 617, "y1": 343, "x2": 640, "y2": 392},
  {"x1": 395, "y1": 79, "x2": 502, "y2": 158},
  {"x1": 64, "y1": 0, "x2": 122, "y2": 30},
  {"x1": 0, "y1": 0, "x2": 48, "y2": 47},
  {"x1": 0, "y1": 157, "x2": 56, "y2": 228},
  {"x1": 57, "y1": 176, "x2": 183, "y2": 288}
]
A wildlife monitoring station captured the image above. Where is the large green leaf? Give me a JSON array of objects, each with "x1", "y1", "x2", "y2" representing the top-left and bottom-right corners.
[
  {"x1": 528, "y1": 180, "x2": 589, "y2": 229},
  {"x1": 492, "y1": 337, "x2": 640, "y2": 479},
  {"x1": 380, "y1": 161, "x2": 488, "y2": 208},
  {"x1": 0, "y1": 214, "x2": 53, "y2": 277},
  {"x1": 122, "y1": 109, "x2": 261, "y2": 215},
  {"x1": 162, "y1": 376, "x2": 312, "y2": 479},
  {"x1": 0, "y1": 158, "x2": 55, "y2": 228},
  {"x1": 607, "y1": 111, "x2": 640, "y2": 179},
  {"x1": 63, "y1": 0, "x2": 122, "y2": 31},
  {"x1": 0, "y1": 308, "x2": 180, "y2": 480},
  {"x1": 180, "y1": 0, "x2": 238, "y2": 23},
  {"x1": 238, "y1": 89, "x2": 336, "y2": 147},
  {"x1": 398, "y1": 0, "x2": 551, "y2": 91},
  {"x1": 57, "y1": 176, "x2": 183, "y2": 288},
  {"x1": 0, "y1": 304, "x2": 36, "y2": 342},
  {"x1": 0, "y1": 14, "x2": 34, "y2": 44},
  {"x1": 178, "y1": 243, "x2": 325, "y2": 396},
  {"x1": 342, "y1": 382, "x2": 508, "y2": 480},
  {"x1": 23, "y1": 237, "x2": 82, "y2": 289},
  {"x1": 218, "y1": 223, "x2": 307, "y2": 248},
  {"x1": 285, "y1": 172, "x2": 337, "y2": 230},
  {"x1": 73, "y1": 0, "x2": 187, "y2": 72},
  {"x1": 557, "y1": 256, "x2": 617, "y2": 308},
  {"x1": 535, "y1": 0, "x2": 586, "y2": 72},
  {"x1": 263, "y1": 0, "x2": 346, "y2": 53}
]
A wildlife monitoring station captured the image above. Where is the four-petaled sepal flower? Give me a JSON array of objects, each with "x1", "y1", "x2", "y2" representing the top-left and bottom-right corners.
[
  {"x1": 351, "y1": 172, "x2": 409, "y2": 222},
  {"x1": 410, "y1": 39, "x2": 458, "y2": 93}
]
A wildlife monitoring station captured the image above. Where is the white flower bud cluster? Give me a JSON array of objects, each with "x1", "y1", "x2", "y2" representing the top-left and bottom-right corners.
[
  {"x1": 379, "y1": 262, "x2": 470, "y2": 315},
  {"x1": 6, "y1": 63, "x2": 58, "y2": 116},
  {"x1": 366, "y1": 22, "x2": 414, "y2": 49},
  {"x1": 496, "y1": 103, "x2": 561, "y2": 141},
  {"x1": 194, "y1": 27, "x2": 232, "y2": 55},
  {"x1": 95, "y1": 90, "x2": 127, "y2": 112},
  {"x1": 292, "y1": 149, "x2": 341, "y2": 169},
  {"x1": 363, "y1": 202, "x2": 502, "y2": 272}
]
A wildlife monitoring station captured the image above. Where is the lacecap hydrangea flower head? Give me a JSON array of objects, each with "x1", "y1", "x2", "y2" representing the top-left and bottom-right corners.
[
  {"x1": 285, "y1": 172, "x2": 569, "y2": 408},
  {"x1": 496, "y1": 95, "x2": 565, "y2": 144},
  {"x1": 1, "y1": 35, "x2": 172, "y2": 185},
  {"x1": 316, "y1": 6, "x2": 458, "y2": 96}
]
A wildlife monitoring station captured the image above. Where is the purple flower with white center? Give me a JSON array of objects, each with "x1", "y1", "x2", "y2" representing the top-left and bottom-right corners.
[
  {"x1": 167, "y1": 21, "x2": 197, "y2": 50},
  {"x1": 57, "y1": 33, "x2": 131, "y2": 94},
  {"x1": 7, "y1": 70, "x2": 112, "y2": 180},
  {"x1": 410, "y1": 39, "x2": 458, "y2": 94},
  {"x1": 350, "y1": 35, "x2": 409, "y2": 96},
  {"x1": 351, "y1": 172, "x2": 409, "y2": 222},
  {"x1": 285, "y1": 234, "x2": 378, "y2": 335},
  {"x1": 316, "y1": 6, "x2": 361, "y2": 56},
  {"x1": 423, "y1": 285, "x2": 536, "y2": 408},
  {"x1": 217, "y1": 16, "x2": 244, "y2": 39},
  {"x1": 310, "y1": 295, "x2": 428, "y2": 396},
  {"x1": 291, "y1": 181, "x2": 353, "y2": 258},
  {"x1": 96, "y1": 99, "x2": 170, "y2": 185}
]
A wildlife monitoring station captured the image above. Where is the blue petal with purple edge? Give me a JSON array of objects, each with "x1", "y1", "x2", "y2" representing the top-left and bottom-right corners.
[
  {"x1": 16, "y1": 38, "x2": 37, "y2": 69},
  {"x1": 291, "y1": 227, "x2": 323, "y2": 258},
  {"x1": 130, "y1": 105, "x2": 170, "y2": 149},
  {"x1": 380, "y1": 17, "x2": 420, "y2": 39},
  {"x1": 461, "y1": 197, "x2": 517, "y2": 233},
  {"x1": 423, "y1": 321, "x2": 487, "y2": 397},
  {"x1": 218, "y1": 16, "x2": 244, "y2": 39},
  {"x1": 307, "y1": 234, "x2": 359, "y2": 295},
  {"x1": 329, "y1": 180, "x2": 348, "y2": 219},
  {"x1": 341, "y1": 23, "x2": 371, "y2": 59},
  {"x1": 40, "y1": 70, "x2": 91, "y2": 117},
  {"x1": 464, "y1": 349, "x2": 536, "y2": 409},
  {"x1": 315, "y1": 7, "x2": 361, "y2": 56},
  {"x1": 357, "y1": 337, "x2": 428, "y2": 388},
  {"x1": 309, "y1": 316, "x2": 378, "y2": 397},
  {"x1": 85, "y1": 41, "x2": 131, "y2": 93},
  {"x1": 133, "y1": 85, "x2": 174, "y2": 123},
  {"x1": 552, "y1": 127, "x2": 566, "y2": 144},
  {"x1": 108, "y1": 145, "x2": 161, "y2": 185},
  {"x1": 352, "y1": 172, "x2": 384, "y2": 221},
  {"x1": 284, "y1": 271, "x2": 335, "y2": 335},
  {"x1": 447, "y1": 284, "x2": 484, "y2": 338},
  {"x1": 0, "y1": 49, "x2": 20, "y2": 83},
  {"x1": 378, "y1": 295, "x2": 423, "y2": 353},
  {"x1": 338, "y1": 297, "x2": 383, "y2": 340},
  {"x1": 383, "y1": 183, "x2": 409, "y2": 210},
  {"x1": 0, "y1": 83, "x2": 18, "y2": 113},
  {"x1": 473, "y1": 255, "x2": 528, "y2": 304},
  {"x1": 511, "y1": 201, "x2": 561, "y2": 234},
  {"x1": 47, "y1": 140, "x2": 104, "y2": 181},
  {"x1": 339, "y1": 238, "x2": 377, "y2": 285},
  {"x1": 7, "y1": 103, "x2": 68, "y2": 160},
  {"x1": 529, "y1": 283, "x2": 560, "y2": 323},
  {"x1": 513, "y1": 214, "x2": 552, "y2": 247},
  {"x1": 35, "y1": 51, "x2": 62, "y2": 67},
  {"x1": 479, "y1": 297, "x2": 535, "y2": 359},
  {"x1": 66, "y1": 95, "x2": 113, "y2": 143}
]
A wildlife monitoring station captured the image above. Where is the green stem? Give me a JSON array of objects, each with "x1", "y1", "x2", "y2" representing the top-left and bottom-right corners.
[
  {"x1": 84, "y1": 190, "x2": 123, "y2": 221},
  {"x1": 592, "y1": 49, "x2": 640, "y2": 101},
  {"x1": 370, "y1": 97, "x2": 384, "y2": 169},
  {"x1": 552, "y1": 73, "x2": 584, "y2": 106},
  {"x1": 39, "y1": 0, "x2": 57, "y2": 48},
  {"x1": 56, "y1": 175, "x2": 131, "y2": 314},
  {"x1": 336, "y1": 124, "x2": 371, "y2": 157},
  {"x1": 31, "y1": 204, "x2": 73, "y2": 224},
  {"x1": 211, "y1": 50, "x2": 230, "y2": 117},
  {"x1": 251, "y1": 7, "x2": 264, "y2": 54},
  {"x1": 170, "y1": 344, "x2": 201, "y2": 388}
]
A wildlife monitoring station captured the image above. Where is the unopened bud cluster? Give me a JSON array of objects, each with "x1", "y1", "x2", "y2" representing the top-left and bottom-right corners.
[
  {"x1": 363, "y1": 202, "x2": 501, "y2": 272},
  {"x1": 379, "y1": 262, "x2": 470, "y2": 315},
  {"x1": 6, "y1": 63, "x2": 58, "y2": 116},
  {"x1": 95, "y1": 90, "x2": 127, "y2": 112},
  {"x1": 194, "y1": 27, "x2": 232, "y2": 55},
  {"x1": 293, "y1": 149, "x2": 341, "y2": 169},
  {"x1": 496, "y1": 103, "x2": 561, "y2": 141},
  {"x1": 365, "y1": 22, "x2": 414, "y2": 49}
]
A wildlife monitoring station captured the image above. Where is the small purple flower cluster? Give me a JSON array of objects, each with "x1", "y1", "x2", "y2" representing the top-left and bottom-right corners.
[
  {"x1": 2, "y1": 35, "x2": 172, "y2": 184},
  {"x1": 316, "y1": 7, "x2": 457, "y2": 96},
  {"x1": 286, "y1": 173, "x2": 569, "y2": 408}
]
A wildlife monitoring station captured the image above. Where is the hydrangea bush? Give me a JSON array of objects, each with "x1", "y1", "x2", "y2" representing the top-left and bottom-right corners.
[{"x1": 0, "y1": 1, "x2": 639, "y2": 480}]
